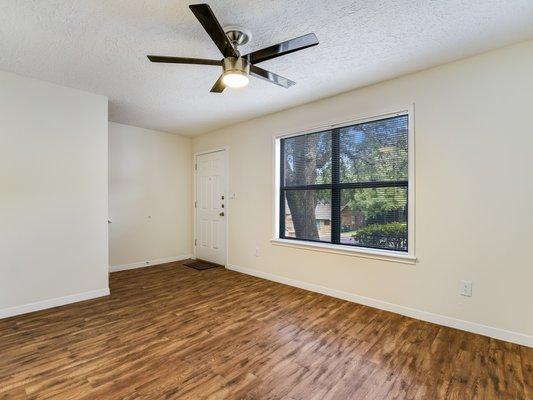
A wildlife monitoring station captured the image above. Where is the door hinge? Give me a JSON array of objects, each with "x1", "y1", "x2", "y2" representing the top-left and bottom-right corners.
[
  {"x1": 195, "y1": 163, "x2": 197, "y2": 171},
  {"x1": 194, "y1": 201, "x2": 197, "y2": 208},
  {"x1": 194, "y1": 238, "x2": 197, "y2": 246}
]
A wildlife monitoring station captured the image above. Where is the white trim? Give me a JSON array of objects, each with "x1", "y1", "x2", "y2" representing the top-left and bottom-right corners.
[
  {"x1": 109, "y1": 254, "x2": 192, "y2": 272},
  {"x1": 0, "y1": 288, "x2": 110, "y2": 319},
  {"x1": 272, "y1": 106, "x2": 416, "y2": 259},
  {"x1": 273, "y1": 138, "x2": 281, "y2": 239},
  {"x1": 407, "y1": 105, "x2": 416, "y2": 257},
  {"x1": 194, "y1": 147, "x2": 229, "y2": 157},
  {"x1": 227, "y1": 264, "x2": 532, "y2": 348},
  {"x1": 193, "y1": 147, "x2": 230, "y2": 267},
  {"x1": 271, "y1": 238, "x2": 416, "y2": 264}
]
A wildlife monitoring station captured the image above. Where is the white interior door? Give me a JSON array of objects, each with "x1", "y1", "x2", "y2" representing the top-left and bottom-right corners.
[{"x1": 195, "y1": 150, "x2": 227, "y2": 265}]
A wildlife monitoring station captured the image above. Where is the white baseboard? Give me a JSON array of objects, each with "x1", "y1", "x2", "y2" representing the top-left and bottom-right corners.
[
  {"x1": 0, "y1": 288, "x2": 110, "y2": 320},
  {"x1": 109, "y1": 254, "x2": 192, "y2": 272},
  {"x1": 227, "y1": 264, "x2": 532, "y2": 348}
]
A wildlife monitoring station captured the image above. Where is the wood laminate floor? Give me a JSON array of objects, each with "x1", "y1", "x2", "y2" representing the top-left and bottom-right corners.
[{"x1": 0, "y1": 262, "x2": 531, "y2": 399}]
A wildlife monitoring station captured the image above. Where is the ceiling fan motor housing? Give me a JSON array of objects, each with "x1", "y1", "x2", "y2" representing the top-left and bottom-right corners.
[{"x1": 223, "y1": 57, "x2": 250, "y2": 76}]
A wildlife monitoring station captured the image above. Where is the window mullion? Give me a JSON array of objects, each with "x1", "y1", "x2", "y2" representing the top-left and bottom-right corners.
[{"x1": 331, "y1": 128, "x2": 341, "y2": 244}]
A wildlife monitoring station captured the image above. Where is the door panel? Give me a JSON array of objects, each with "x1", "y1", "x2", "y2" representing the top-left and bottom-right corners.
[{"x1": 195, "y1": 150, "x2": 227, "y2": 265}]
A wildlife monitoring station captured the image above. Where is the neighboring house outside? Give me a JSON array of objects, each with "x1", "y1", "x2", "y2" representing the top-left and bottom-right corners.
[
  {"x1": 285, "y1": 202, "x2": 363, "y2": 239},
  {"x1": 314, "y1": 202, "x2": 332, "y2": 238}
]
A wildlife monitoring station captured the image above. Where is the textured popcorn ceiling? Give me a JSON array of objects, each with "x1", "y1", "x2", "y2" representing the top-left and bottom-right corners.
[{"x1": 1, "y1": 1, "x2": 533, "y2": 136}]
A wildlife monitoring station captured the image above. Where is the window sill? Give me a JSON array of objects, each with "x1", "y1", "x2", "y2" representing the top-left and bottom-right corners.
[{"x1": 270, "y1": 238, "x2": 416, "y2": 264}]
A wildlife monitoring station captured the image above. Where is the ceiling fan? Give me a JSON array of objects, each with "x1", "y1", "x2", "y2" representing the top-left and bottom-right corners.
[{"x1": 147, "y1": 3, "x2": 319, "y2": 92}]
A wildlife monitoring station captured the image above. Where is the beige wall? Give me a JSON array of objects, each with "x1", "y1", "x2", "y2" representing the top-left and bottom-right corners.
[
  {"x1": 192, "y1": 40, "x2": 533, "y2": 344},
  {"x1": 108, "y1": 122, "x2": 192, "y2": 269},
  {"x1": 0, "y1": 71, "x2": 109, "y2": 315}
]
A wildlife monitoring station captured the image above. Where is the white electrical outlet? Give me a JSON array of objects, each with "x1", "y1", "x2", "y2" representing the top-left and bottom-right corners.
[{"x1": 459, "y1": 280, "x2": 472, "y2": 297}]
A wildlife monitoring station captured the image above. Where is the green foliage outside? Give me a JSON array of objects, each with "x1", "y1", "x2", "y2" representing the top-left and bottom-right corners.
[
  {"x1": 352, "y1": 222, "x2": 407, "y2": 250},
  {"x1": 343, "y1": 187, "x2": 406, "y2": 222}
]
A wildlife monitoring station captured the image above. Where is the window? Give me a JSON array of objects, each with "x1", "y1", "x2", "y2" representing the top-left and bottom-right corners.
[{"x1": 278, "y1": 113, "x2": 411, "y2": 255}]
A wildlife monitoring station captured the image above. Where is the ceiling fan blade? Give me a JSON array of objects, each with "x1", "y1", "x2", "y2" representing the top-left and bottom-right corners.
[
  {"x1": 189, "y1": 4, "x2": 237, "y2": 58},
  {"x1": 210, "y1": 75, "x2": 225, "y2": 93},
  {"x1": 250, "y1": 65, "x2": 295, "y2": 88},
  {"x1": 244, "y1": 33, "x2": 319, "y2": 64},
  {"x1": 147, "y1": 56, "x2": 222, "y2": 66}
]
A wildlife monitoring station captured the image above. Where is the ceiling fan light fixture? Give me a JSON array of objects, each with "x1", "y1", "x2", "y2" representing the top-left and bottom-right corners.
[
  {"x1": 222, "y1": 71, "x2": 249, "y2": 88},
  {"x1": 222, "y1": 57, "x2": 250, "y2": 89}
]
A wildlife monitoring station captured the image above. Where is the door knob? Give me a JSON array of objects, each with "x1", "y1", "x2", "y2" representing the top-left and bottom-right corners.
[{"x1": 219, "y1": 212, "x2": 225, "y2": 217}]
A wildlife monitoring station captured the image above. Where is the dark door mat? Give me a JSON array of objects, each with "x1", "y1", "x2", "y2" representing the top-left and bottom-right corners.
[{"x1": 182, "y1": 259, "x2": 222, "y2": 270}]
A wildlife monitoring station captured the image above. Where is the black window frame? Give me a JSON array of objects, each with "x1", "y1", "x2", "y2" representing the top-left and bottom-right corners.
[{"x1": 278, "y1": 114, "x2": 409, "y2": 253}]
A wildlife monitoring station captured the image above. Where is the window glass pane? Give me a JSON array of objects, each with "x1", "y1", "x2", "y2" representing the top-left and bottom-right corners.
[
  {"x1": 283, "y1": 130, "x2": 332, "y2": 186},
  {"x1": 340, "y1": 187, "x2": 407, "y2": 251},
  {"x1": 340, "y1": 115, "x2": 408, "y2": 183},
  {"x1": 284, "y1": 189, "x2": 331, "y2": 242}
]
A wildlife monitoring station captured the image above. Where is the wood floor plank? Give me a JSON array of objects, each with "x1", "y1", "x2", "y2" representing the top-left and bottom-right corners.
[
  {"x1": 521, "y1": 346, "x2": 533, "y2": 400},
  {"x1": 0, "y1": 262, "x2": 530, "y2": 399}
]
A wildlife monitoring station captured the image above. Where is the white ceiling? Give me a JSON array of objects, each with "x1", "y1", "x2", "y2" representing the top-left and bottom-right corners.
[{"x1": 1, "y1": 1, "x2": 533, "y2": 136}]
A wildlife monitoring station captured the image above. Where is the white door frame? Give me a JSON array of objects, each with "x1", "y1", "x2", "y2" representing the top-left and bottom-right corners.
[{"x1": 193, "y1": 147, "x2": 229, "y2": 266}]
